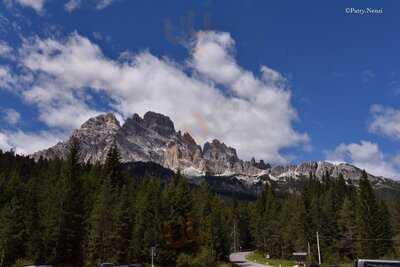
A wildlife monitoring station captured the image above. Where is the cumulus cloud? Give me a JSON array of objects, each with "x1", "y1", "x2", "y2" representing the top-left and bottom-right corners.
[
  {"x1": 0, "y1": 130, "x2": 64, "y2": 154},
  {"x1": 7, "y1": 0, "x2": 46, "y2": 13},
  {"x1": 2, "y1": 108, "x2": 20, "y2": 125},
  {"x1": 0, "y1": 66, "x2": 16, "y2": 89},
  {"x1": 64, "y1": 0, "x2": 118, "y2": 12},
  {"x1": 4, "y1": 31, "x2": 308, "y2": 161},
  {"x1": 95, "y1": 0, "x2": 115, "y2": 9},
  {"x1": 326, "y1": 140, "x2": 399, "y2": 178},
  {"x1": 369, "y1": 105, "x2": 400, "y2": 139},
  {"x1": 0, "y1": 41, "x2": 12, "y2": 56},
  {"x1": 64, "y1": 0, "x2": 81, "y2": 11}
]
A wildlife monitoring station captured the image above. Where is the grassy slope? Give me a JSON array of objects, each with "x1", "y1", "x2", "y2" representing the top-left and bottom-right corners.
[
  {"x1": 246, "y1": 252, "x2": 295, "y2": 267},
  {"x1": 246, "y1": 252, "x2": 354, "y2": 267}
]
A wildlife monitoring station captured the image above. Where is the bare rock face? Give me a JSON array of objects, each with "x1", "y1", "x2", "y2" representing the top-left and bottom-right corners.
[
  {"x1": 33, "y1": 113, "x2": 121, "y2": 162},
  {"x1": 32, "y1": 111, "x2": 396, "y2": 184},
  {"x1": 202, "y1": 139, "x2": 238, "y2": 174},
  {"x1": 32, "y1": 111, "x2": 264, "y2": 176},
  {"x1": 142, "y1": 111, "x2": 176, "y2": 137},
  {"x1": 268, "y1": 160, "x2": 381, "y2": 183}
]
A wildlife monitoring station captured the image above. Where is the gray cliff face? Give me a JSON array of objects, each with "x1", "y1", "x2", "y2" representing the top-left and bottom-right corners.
[
  {"x1": 268, "y1": 161, "x2": 383, "y2": 183},
  {"x1": 32, "y1": 111, "x2": 266, "y2": 176},
  {"x1": 32, "y1": 112, "x2": 397, "y2": 183},
  {"x1": 33, "y1": 113, "x2": 121, "y2": 163}
]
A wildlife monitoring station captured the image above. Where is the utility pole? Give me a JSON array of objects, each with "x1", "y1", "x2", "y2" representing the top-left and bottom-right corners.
[
  {"x1": 233, "y1": 221, "x2": 237, "y2": 252},
  {"x1": 232, "y1": 220, "x2": 240, "y2": 253},
  {"x1": 0, "y1": 248, "x2": 4, "y2": 267},
  {"x1": 316, "y1": 232, "x2": 321, "y2": 266},
  {"x1": 151, "y1": 246, "x2": 155, "y2": 267}
]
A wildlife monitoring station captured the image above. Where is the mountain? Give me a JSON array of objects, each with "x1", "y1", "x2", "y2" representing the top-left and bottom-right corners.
[
  {"x1": 33, "y1": 111, "x2": 267, "y2": 177},
  {"x1": 32, "y1": 111, "x2": 400, "y2": 198}
]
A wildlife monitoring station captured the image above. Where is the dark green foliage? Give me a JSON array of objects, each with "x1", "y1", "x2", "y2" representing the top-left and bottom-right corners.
[
  {"x1": 279, "y1": 195, "x2": 306, "y2": 258},
  {"x1": 356, "y1": 171, "x2": 382, "y2": 258},
  {"x1": 103, "y1": 144, "x2": 124, "y2": 187},
  {"x1": 251, "y1": 183, "x2": 280, "y2": 256},
  {"x1": 86, "y1": 176, "x2": 116, "y2": 264},
  {"x1": 249, "y1": 170, "x2": 395, "y2": 264},
  {"x1": 375, "y1": 200, "x2": 393, "y2": 257},
  {"x1": 57, "y1": 139, "x2": 85, "y2": 266},
  {"x1": 0, "y1": 147, "x2": 397, "y2": 266},
  {"x1": 338, "y1": 197, "x2": 357, "y2": 260},
  {"x1": 162, "y1": 172, "x2": 195, "y2": 264},
  {"x1": 0, "y1": 197, "x2": 26, "y2": 266},
  {"x1": 130, "y1": 179, "x2": 163, "y2": 264}
]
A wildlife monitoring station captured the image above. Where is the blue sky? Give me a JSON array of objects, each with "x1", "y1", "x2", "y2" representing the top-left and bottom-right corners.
[{"x1": 0, "y1": 0, "x2": 400, "y2": 178}]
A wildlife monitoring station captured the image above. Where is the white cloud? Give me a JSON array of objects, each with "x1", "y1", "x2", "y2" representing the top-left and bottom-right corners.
[
  {"x1": 369, "y1": 105, "x2": 400, "y2": 139},
  {"x1": 95, "y1": 0, "x2": 115, "y2": 9},
  {"x1": 6, "y1": 31, "x2": 308, "y2": 162},
  {"x1": 326, "y1": 140, "x2": 399, "y2": 178},
  {"x1": 0, "y1": 41, "x2": 12, "y2": 56},
  {"x1": 0, "y1": 130, "x2": 64, "y2": 154},
  {"x1": 64, "y1": 0, "x2": 118, "y2": 11},
  {"x1": 2, "y1": 108, "x2": 20, "y2": 125},
  {"x1": 64, "y1": 0, "x2": 81, "y2": 11},
  {"x1": 392, "y1": 154, "x2": 400, "y2": 166},
  {"x1": 9, "y1": 0, "x2": 46, "y2": 13},
  {"x1": 0, "y1": 66, "x2": 16, "y2": 89}
]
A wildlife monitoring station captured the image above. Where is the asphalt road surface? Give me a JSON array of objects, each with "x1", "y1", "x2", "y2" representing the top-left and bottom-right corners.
[{"x1": 230, "y1": 251, "x2": 269, "y2": 267}]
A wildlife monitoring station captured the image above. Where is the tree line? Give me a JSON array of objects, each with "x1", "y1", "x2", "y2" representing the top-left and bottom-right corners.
[
  {"x1": 0, "y1": 141, "x2": 399, "y2": 266},
  {"x1": 249, "y1": 171, "x2": 398, "y2": 264},
  {"x1": 0, "y1": 142, "x2": 232, "y2": 267}
]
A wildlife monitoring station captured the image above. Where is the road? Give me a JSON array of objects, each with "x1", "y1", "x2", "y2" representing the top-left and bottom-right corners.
[{"x1": 229, "y1": 251, "x2": 269, "y2": 267}]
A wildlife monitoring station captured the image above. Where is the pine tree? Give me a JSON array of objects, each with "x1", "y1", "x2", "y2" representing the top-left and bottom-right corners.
[
  {"x1": 56, "y1": 139, "x2": 85, "y2": 266},
  {"x1": 387, "y1": 199, "x2": 400, "y2": 256},
  {"x1": 338, "y1": 197, "x2": 357, "y2": 260},
  {"x1": 236, "y1": 203, "x2": 253, "y2": 251},
  {"x1": 86, "y1": 175, "x2": 117, "y2": 265},
  {"x1": 375, "y1": 201, "x2": 393, "y2": 257},
  {"x1": 356, "y1": 170, "x2": 380, "y2": 258},
  {"x1": 39, "y1": 170, "x2": 63, "y2": 265},
  {"x1": 280, "y1": 195, "x2": 306, "y2": 258},
  {"x1": 302, "y1": 174, "x2": 323, "y2": 250},
  {"x1": 131, "y1": 179, "x2": 163, "y2": 264},
  {"x1": 0, "y1": 197, "x2": 26, "y2": 266},
  {"x1": 162, "y1": 172, "x2": 195, "y2": 262},
  {"x1": 103, "y1": 144, "x2": 123, "y2": 188},
  {"x1": 320, "y1": 188, "x2": 340, "y2": 263},
  {"x1": 192, "y1": 182, "x2": 213, "y2": 250},
  {"x1": 113, "y1": 186, "x2": 133, "y2": 263},
  {"x1": 252, "y1": 183, "x2": 279, "y2": 256},
  {"x1": 24, "y1": 177, "x2": 44, "y2": 263}
]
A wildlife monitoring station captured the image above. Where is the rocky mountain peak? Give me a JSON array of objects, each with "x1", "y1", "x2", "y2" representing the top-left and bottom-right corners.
[
  {"x1": 32, "y1": 111, "x2": 396, "y2": 186},
  {"x1": 203, "y1": 139, "x2": 238, "y2": 162},
  {"x1": 142, "y1": 111, "x2": 175, "y2": 137},
  {"x1": 33, "y1": 113, "x2": 121, "y2": 163},
  {"x1": 121, "y1": 113, "x2": 146, "y2": 135},
  {"x1": 182, "y1": 132, "x2": 197, "y2": 148},
  {"x1": 128, "y1": 113, "x2": 144, "y2": 124},
  {"x1": 80, "y1": 113, "x2": 120, "y2": 130},
  {"x1": 250, "y1": 158, "x2": 270, "y2": 170}
]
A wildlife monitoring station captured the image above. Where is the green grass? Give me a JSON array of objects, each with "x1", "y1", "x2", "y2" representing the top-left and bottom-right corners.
[
  {"x1": 246, "y1": 251, "x2": 354, "y2": 267},
  {"x1": 142, "y1": 263, "x2": 231, "y2": 267},
  {"x1": 246, "y1": 252, "x2": 295, "y2": 267}
]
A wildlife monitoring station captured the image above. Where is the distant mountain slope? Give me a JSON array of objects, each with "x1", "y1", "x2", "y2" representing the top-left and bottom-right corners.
[
  {"x1": 33, "y1": 112, "x2": 267, "y2": 177},
  {"x1": 32, "y1": 111, "x2": 400, "y2": 195}
]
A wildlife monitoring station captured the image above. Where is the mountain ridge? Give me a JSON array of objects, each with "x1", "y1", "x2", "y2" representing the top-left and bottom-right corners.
[{"x1": 32, "y1": 112, "x2": 398, "y2": 186}]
